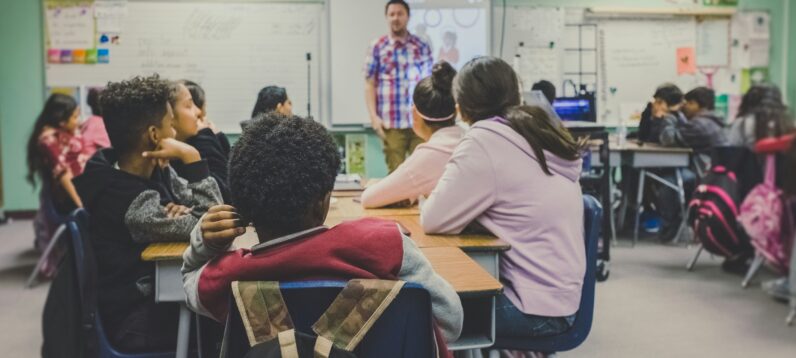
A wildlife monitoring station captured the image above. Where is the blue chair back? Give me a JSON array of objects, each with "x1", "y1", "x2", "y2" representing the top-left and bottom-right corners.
[
  {"x1": 493, "y1": 194, "x2": 602, "y2": 352},
  {"x1": 223, "y1": 281, "x2": 435, "y2": 358},
  {"x1": 66, "y1": 209, "x2": 174, "y2": 358}
]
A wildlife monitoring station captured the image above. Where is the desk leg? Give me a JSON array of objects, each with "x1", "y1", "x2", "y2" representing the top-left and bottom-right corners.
[
  {"x1": 176, "y1": 304, "x2": 191, "y2": 358},
  {"x1": 633, "y1": 169, "x2": 646, "y2": 246},
  {"x1": 673, "y1": 169, "x2": 688, "y2": 244}
]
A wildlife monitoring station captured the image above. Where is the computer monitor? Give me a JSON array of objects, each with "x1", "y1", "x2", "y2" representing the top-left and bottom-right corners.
[{"x1": 553, "y1": 96, "x2": 596, "y2": 122}]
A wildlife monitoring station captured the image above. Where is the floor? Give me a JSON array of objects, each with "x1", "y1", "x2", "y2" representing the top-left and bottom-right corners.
[{"x1": 1, "y1": 219, "x2": 794, "y2": 357}]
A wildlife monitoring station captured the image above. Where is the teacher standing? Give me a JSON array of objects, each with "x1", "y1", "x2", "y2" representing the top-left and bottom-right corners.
[{"x1": 365, "y1": 0, "x2": 433, "y2": 172}]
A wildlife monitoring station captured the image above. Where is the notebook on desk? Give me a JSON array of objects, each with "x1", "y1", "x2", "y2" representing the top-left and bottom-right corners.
[{"x1": 334, "y1": 174, "x2": 363, "y2": 191}]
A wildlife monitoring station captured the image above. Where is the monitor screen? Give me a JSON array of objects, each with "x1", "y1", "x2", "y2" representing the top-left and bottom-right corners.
[{"x1": 553, "y1": 97, "x2": 595, "y2": 122}]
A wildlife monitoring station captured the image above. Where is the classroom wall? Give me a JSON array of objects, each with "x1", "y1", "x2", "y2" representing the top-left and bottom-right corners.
[
  {"x1": 0, "y1": 0, "x2": 45, "y2": 211},
  {"x1": 0, "y1": 0, "x2": 793, "y2": 212}
]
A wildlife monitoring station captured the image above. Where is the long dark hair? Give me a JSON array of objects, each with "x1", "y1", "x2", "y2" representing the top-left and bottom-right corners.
[
  {"x1": 26, "y1": 93, "x2": 78, "y2": 185},
  {"x1": 737, "y1": 84, "x2": 793, "y2": 141},
  {"x1": 179, "y1": 79, "x2": 206, "y2": 109},
  {"x1": 251, "y1": 86, "x2": 287, "y2": 118},
  {"x1": 454, "y1": 56, "x2": 580, "y2": 175},
  {"x1": 413, "y1": 61, "x2": 457, "y2": 129}
]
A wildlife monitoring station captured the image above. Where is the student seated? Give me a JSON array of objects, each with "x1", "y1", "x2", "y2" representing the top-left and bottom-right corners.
[
  {"x1": 73, "y1": 75, "x2": 222, "y2": 352},
  {"x1": 240, "y1": 85, "x2": 293, "y2": 130},
  {"x1": 27, "y1": 94, "x2": 90, "y2": 251},
  {"x1": 181, "y1": 113, "x2": 463, "y2": 348},
  {"x1": 635, "y1": 83, "x2": 685, "y2": 143},
  {"x1": 421, "y1": 57, "x2": 585, "y2": 339},
  {"x1": 728, "y1": 84, "x2": 794, "y2": 148},
  {"x1": 531, "y1": 79, "x2": 556, "y2": 105},
  {"x1": 361, "y1": 61, "x2": 464, "y2": 208},
  {"x1": 170, "y1": 80, "x2": 232, "y2": 202},
  {"x1": 660, "y1": 87, "x2": 727, "y2": 163},
  {"x1": 81, "y1": 87, "x2": 111, "y2": 155}
]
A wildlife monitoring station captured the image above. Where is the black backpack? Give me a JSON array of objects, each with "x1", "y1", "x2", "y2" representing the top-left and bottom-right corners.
[{"x1": 687, "y1": 165, "x2": 753, "y2": 257}]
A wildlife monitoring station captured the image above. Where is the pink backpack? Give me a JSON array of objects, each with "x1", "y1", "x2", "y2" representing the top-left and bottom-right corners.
[{"x1": 738, "y1": 155, "x2": 792, "y2": 273}]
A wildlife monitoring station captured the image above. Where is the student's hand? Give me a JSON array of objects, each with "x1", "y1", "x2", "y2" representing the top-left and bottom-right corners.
[
  {"x1": 651, "y1": 101, "x2": 668, "y2": 119},
  {"x1": 370, "y1": 115, "x2": 386, "y2": 140},
  {"x1": 201, "y1": 205, "x2": 246, "y2": 248},
  {"x1": 164, "y1": 203, "x2": 192, "y2": 218},
  {"x1": 198, "y1": 117, "x2": 220, "y2": 134},
  {"x1": 142, "y1": 138, "x2": 201, "y2": 164}
]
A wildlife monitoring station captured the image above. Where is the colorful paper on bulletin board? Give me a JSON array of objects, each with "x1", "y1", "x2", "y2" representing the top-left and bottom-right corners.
[
  {"x1": 60, "y1": 50, "x2": 73, "y2": 63},
  {"x1": 45, "y1": 3, "x2": 95, "y2": 50},
  {"x1": 71, "y1": 49, "x2": 86, "y2": 64},
  {"x1": 741, "y1": 67, "x2": 769, "y2": 93},
  {"x1": 47, "y1": 49, "x2": 61, "y2": 63},
  {"x1": 97, "y1": 49, "x2": 110, "y2": 64},
  {"x1": 85, "y1": 49, "x2": 98, "y2": 64},
  {"x1": 345, "y1": 134, "x2": 366, "y2": 176},
  {"x1": 677, "y1": 47, "x2": 697, "y2": 75}
]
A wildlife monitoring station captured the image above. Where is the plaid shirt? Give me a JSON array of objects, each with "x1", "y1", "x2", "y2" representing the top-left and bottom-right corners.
[{"x1": 364, "y1": 33, "x2": 433, "y2": 129}]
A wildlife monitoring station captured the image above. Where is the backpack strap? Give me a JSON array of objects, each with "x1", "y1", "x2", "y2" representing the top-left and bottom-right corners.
[
  {"x1": 311, "y1": 280, "x2": 405, "y2": 357},
  {"x1": 764, "y1": 154, "x2": 776, "y2": 185},
  {"x1": 231, "y1": 280, "x2": 297, "y2": 357}
]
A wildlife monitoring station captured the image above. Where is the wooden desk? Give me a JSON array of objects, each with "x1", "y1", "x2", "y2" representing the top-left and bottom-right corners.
[
  {"x1": 142, "y1": 241, "x2": 502, "y2": 351},
  {"x1": 590, "y1": 140, "x2": 693, "y2": 245},
  {"x1": 325, "y1": 215, "x2": 509, "y2": 278},
  {"x1": 326, "y1": 197, "x2": 420, "y2": 219}
]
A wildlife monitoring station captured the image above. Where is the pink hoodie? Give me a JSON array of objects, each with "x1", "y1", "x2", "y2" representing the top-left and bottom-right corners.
[
  {"x1": 361, "y1": 126, "x2": 464, "y2": 208},
  {"x1": 421, "y1": 119, "x2": 585, "y2": 317}
]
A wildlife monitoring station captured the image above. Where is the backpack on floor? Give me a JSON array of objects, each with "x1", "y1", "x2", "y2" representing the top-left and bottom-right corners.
[
  {"x1": 739, "y1": 155, "x2": 793, "y2": 273},
  {"x1": 687, "y1": 165, "x2": 753, "y2": 257},
  {"x1": 228, "y1": 280, "x2": 409, "y2": 358}
]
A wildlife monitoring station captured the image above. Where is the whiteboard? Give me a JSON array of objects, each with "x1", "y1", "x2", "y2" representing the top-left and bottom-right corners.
[
  {"x1": 329, "y1": 0, "x2": 490, "y2": 126},
  {"x1": 597, "y1": 18, "x2": 700, "y2": 125},
  {"x1": 45, "y1": 1, "x2": 323, "y2": 133}
]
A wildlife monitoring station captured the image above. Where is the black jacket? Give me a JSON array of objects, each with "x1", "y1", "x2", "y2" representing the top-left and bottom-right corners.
[
  {"x1": 172, "y1": 128, "x2": 231, "y2": 202},
  {"x1": 659, "y1": 111, "x2": 727, "y2": 152},
  {"x1": 73, "y1": 148, "x2": 221, "y2": 332}
]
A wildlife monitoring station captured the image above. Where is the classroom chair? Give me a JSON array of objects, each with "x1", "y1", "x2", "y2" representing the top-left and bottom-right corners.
[
  {"x1": 221, "y1": 281, "x2": 435, "y2": 358},
  {"x1": 66, "y1": 209, "x2": 175, "y2": 358},
  {"x1": 26, "y1": 181, "x2": 71, "y2": 287},
  {"x1": 490, "y1": 194, "x2": 601, "y2": 354}
]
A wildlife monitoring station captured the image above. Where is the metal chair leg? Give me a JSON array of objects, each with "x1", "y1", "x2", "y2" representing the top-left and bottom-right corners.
[
  {"x1": 687, "y1": 244, "x2": 703, "y2": 271},
  {"x1": 673, "y1": 169, "x2": 688, "y2": 244},
  {"x1": 26, "y1": 224, "x2": 67, "y2": 288},
  {"x1": 742, "y1": 254, "x2": 765, "y2": 288},
  {"x1": 633, "y1": 170, "x2": 646, "y2": 246},
  {"x1": 787, "y1": 307, "x2": 795, "y2": 326}
]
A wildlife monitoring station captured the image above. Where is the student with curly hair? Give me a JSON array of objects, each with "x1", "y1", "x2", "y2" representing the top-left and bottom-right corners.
[
  {"x1": 73, "y1": 75, "x2": 222, "y2": 352},
  {"x1": 181, "y1": 113, "x2": 463, "y2": 350}
]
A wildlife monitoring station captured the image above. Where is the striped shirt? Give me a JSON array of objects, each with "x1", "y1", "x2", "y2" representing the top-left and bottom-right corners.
[{"x1": 364, "y1": 33, "x2": 433, "y2": 129}]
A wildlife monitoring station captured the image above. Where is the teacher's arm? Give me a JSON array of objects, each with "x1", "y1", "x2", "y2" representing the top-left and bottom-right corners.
[{"x1": 365, "y1": 77, "x2": 386, "y2": 139}]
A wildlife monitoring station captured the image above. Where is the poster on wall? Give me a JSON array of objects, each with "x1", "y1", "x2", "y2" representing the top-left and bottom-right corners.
[{"x1": 406, "y1": 0, "x2": 489, "y2": 69}]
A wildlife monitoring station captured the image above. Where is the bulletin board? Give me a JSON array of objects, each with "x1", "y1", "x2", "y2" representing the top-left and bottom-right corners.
[{"x1": 43, "y1": 0, "x2": 324, "y2": 133}]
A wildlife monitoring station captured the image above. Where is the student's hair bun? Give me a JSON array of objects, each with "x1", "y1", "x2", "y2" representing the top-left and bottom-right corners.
[{"x1": 431, "y1": 61, "x2": 456, "y2": 93}]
